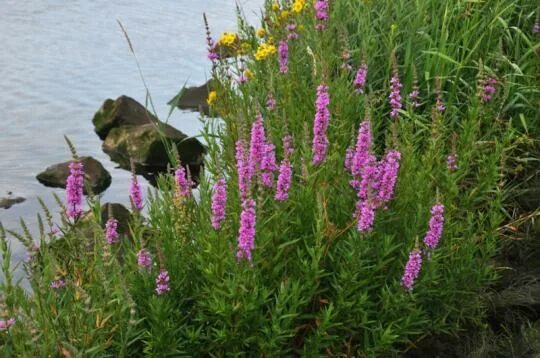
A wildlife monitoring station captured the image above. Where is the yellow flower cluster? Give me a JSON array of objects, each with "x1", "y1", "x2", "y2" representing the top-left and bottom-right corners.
[
  {"x1": 256, "y1": 28, "x2": 266, "y2": 38},
  {"x1": 292, "y1": 0, "x2": 305, "y2": 13},
  {"x1": 207, "y1": 91, "x2": 217, "y2": 106},
  {"x1": 279, "y1": 10, "x2": 290, "y2": 21},
  {"x1": 271, "y1": 2, "x2": 280, "y2": 11},
  {"x1": 218, "y1": 32, "x2": 236, "y2": 46},
  {"x1": 255, "y1": 43, "x2": 277, "y2": 61}
]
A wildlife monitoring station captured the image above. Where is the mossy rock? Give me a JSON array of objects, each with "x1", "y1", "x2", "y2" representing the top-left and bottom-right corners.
[
  {"x1": 36, "y1": 156, "x2": 111, "y2": 195},
  {"x1": 92, "y1": 96, "x2": 156, "y2": 140},
  {"x1": 168, "y1": 80, "x2": 217, "y2": 115}
]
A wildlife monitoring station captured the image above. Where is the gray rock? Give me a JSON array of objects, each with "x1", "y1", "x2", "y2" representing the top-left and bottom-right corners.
[
  {"x1": 92, "y1": 96, "x2": 155, "y2": 140},
  {"x1": 36, "y1": 156, "x2": 111, "y2": 194},
  {"x1": 102, "y1": 122, "x2": 205, "y2": 182},
  {"x1": 168, "y1": 80, "x2": 216, "y2": 115},
  {"x1": 0, "y1": 196, "x2": 25, "y2": 209}
]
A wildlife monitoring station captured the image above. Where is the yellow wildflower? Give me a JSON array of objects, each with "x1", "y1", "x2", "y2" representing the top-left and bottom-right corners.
[
  {"x1": 238, "y1": 42, "x2": 252, "y2": 55},
  {"x1": 207, "y1": 91, "x2": 217, "y2": 106},
  {"x1": 279, "y1": 10, "x2": 290, "y2": 21},
  {"x1": 298, "y1": 24, "x2": 305, "y2": 32},
  {"x1": 255, "y1": 43, "x2": 277, "y2": 61},
  {"x1": 218, "y1": 32, "x2": 237, "y2": 46},
  {"x1": 245, "y1": 69, "x2": 254, "y2": 79},
  {"x1": 256, "y1": 27, "x2": 266, "y2": 38},
  {"x1": 292, "y1": 0, "x2": 305, "y2": 13},
  {"x1": 271, "y1": 2, "x2": 280, "y2": 11}
]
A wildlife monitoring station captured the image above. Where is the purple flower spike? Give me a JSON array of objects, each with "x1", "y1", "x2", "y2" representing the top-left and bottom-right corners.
[
  {"x1": 66, "y1": 161, "x2": 84, "y2": 219},
  {"x1": 278, "y1": 40, "x2": 289, "y2": 73},
  {"x1": 401, "y1": 249, "x2": 423, "y2": 291},
  {"x1": 155, "y1": 270, "x2": 171, "y2": 295},
  {"x1": 314, "y1": 0, "x2": 329, "y2": 31},
  {"x1": 237, "y1": 198, "x2": 256, "y2": 261},
  {"x1": 481, "y1": 77, "x2": 497, "y2": 102},
  {"x1": 105, "y1": 218, "x2": 120, "y2": 245},
  {"x1": 266, "y1": 93, "x2": 277, "y2": 111},
  {"x1": 275, "y1": 160, "x2": 292, "y2": 201},
  {"x1": 249, "y1": 113, "x2": 267, "y2": 177},
  {"x1": 353, "y1": 63, "x2": 368, "y2": 94},
  {"x1": 137, "y1": 249, "x2": 152, "y2": 269},
  {"x1": 129, "y1": 175, "x2": 144, "y2": 211},
  {"x1": 50, "y1": 279, "x2": 66, "y2": 289},
  {"x1": 211, "y1": 177, "x2": 227, "y2": 230},
  {"x1": 389, "y1": 72, "x2": 402, "y2": 119},
  {"x1": 236, "y1": 140, "x2": 251, "y2": 199},
  {"x1": 423, "y1": 203, "x2": 445, "y2": 250},
  {"x1": 287, "y1": 22, "x2": 299, "y2": 40},
  {"x1": 409, "y1": 89, "x2": 421, "y2": 108},
  {"x1": 375, "y1": 150, "x2": 401, "y2": 205},
  {"x1": 175, "y1": 166, "x2": 193, "y2": 198},
  {"x1": 0, "y1": 318, "x2": 15, "y2": 331},
  {"x1": 447, "y1": 154, "x2": 458, "y2": 172},
  {"x1": 312, "y1": 84, "x2": 331, "y2": 165},
  {"x1": 261, "y1": 143, "x2": 278, "y2": 188},
  {"x1": 355, "y1": 200, "x2": 375, "y2": 232}
]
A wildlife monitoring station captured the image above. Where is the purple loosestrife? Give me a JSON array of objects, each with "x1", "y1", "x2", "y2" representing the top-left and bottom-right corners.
[
  {"x1": 409, "y1": 89, "x2": 421, "y2": 108},
  {"x1": 344, "y1": 147, "x2": 354, "y2": 173},
  {"x1": 175, "y1": 166, "x2": 192, "y2": 198},
  {"x1": 353, "y1": 63, "x2": 368, "y2": 94},
  {"x1": 275, "y1": 136, "x2": 294, "y2": 201},
  {"x1": 447, "y1": 154, "x2": 458, "y2": 172},
  {"x1": 237, "y1": 198, "x2": 256, "y2": 261},
  {"x1": 261, "y1": 143, "x2": 278, "y2": 188},
  {"x1": 287, "y1": 23, "x2": 299, "y2": 40},
  {"x1": 481, "y1": 77, "x2": 497, "y2": 102},
  {"x1": 389, "y1": 71, "x2": 402, "y2": 119},
  {"x1": 129, "y1": 174, "x2": 144, "y2": 210},
  {"x1": 211, "y1": 177, "x2": 227, "y2": 230},
  {"x1": 266, "y1": 93, "x2": 277, "y2": 111},
  {"x1": 155, "y1": 270, "x2": 171, "y2": 295},
  {"x1": 278, "y1": 40, "x2": 289, "y2": 73},
  {"x1": 423, "y1": 203, "x2": 445, "y2": 250},
  {"x1": 137, "y1": 249, "x2": 152, "y2": 268},
  {"x1": 105, "y1": 218, "x2": 120, "y2": 244},
  {"x1": 375, "y1": 150, "x2": 401, "y2": 206},
  {"x1": 50, "y1": 279, "x2": 66, "y2": 289},
  {"x1": 236, "y1": 139, "x2": 251, "y2": 199},
  {"x1": 66, "y1": 160, "x2": 84, "y2": 219},
  {"x1": 401, "y1": 249, "x2": 423, "y2": 291},
  {"x1": 249, "y1": 113, "x2": 266, "y2": 176},
  {"x1": 355, "y1": 200, "x2": 375, "y2": 232},
  {"x1": 0, "y1": 319, "x2": 15, "y2": 331},
  {"x1": 351, "y1": 120, "x2": 372, "y2": 178},
  {"x1": 314, "y1": 0, "x2": 329, "y2": 31},
  {"x1": 311, "y1": 84, "x2": 330, "y2": 165}
]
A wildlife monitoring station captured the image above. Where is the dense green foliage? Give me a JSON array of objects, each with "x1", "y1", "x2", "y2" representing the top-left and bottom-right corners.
[{"x1": 1, "y1": 0, "x2": 538, "y2": 355}]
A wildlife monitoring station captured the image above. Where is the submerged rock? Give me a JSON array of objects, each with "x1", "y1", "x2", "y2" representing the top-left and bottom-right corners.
[
  {"x1": 92, "y1": 95, "x2": 155, "y2": 140},
  {"x1": 0, "y1": 196, "x2": 25, "y2": 209},
  {"x1": 36, "y1": 156, "x2": 111, "y2": 194},
  {"x1": 168, "y1": 80, "x2": 215, "y2": 115}
]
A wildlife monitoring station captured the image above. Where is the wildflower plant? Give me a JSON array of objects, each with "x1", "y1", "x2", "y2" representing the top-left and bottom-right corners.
[{"x1": 0, "y1": 0, "x2": 538, "y2": 356}]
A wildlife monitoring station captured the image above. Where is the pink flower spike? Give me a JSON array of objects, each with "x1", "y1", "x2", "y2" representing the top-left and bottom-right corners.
[{"x1": 401, "y1": 249, "x2": 423, "y2": 291}]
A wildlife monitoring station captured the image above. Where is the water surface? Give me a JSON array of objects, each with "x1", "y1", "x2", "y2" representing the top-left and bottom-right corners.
[{"x1": 0, "y1": 0, "x2": 262, "y2": 266}]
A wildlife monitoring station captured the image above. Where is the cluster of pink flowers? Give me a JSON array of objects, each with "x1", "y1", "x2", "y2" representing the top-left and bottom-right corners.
[
  {"x1": 261, "y1": 143, "x2": 278, "y2": 188},
  {"x1": 105, "y1": 218, "x2": 120, "y2": 244},
  {"x1": 278, "y1": 40, "x2": 289, "y2": 73},
  {"x1": 237, "y1": 198, "x2": 256, "y2": 261},
  {"x1": 175, "y1": 166, "x2": 193, "y2": 198},
  {"x1": 286, "y1": 23, "x2": 299, "y2": 40},
  {"x1": 236, "y1": 139, "x2": 251, "y2": 199},
  {"x1": 211, "y1": 177, "x2": 228, "y2": 230},
  {"x1": 155, "y1": 270, "x2": 170, "y2": 295},
  {"x1": 400, "y1": 202, "x2": 446, "y2": 291},
  {"x1": 275, "y1": 135, "x2": 294, "y2": 201},
  {"x1": 409, "y1": 88, "x2": 421, "y2": 108},
  {"x1": 480, "y1": 77, "x2": 497, "y2": 102},
  {"x1": 266, "y1": 93, "x2": 277, "y2": 111},
  {"x1": 312, "y1": 84, "x2": 331, "y2": 165},
  {"x1": 401, "y1": 249, "x2": 423, "y2": 291},
  {"x1": 314, "y1": 0, "x2": 329, "y2": 31},
  {"x1": 424, "y1": 203, "x2": 445, "y2": 250},
  {"x1": 66, "y1": 160, "x2": 84, "y2": 219},
  {"x1": 0, "y1": 318, "x2": 15, "y2": 331},
  {"x1": 50, "y1": 279, "x2": 66, "y2": 289},
  {"x1": 447, "y1": 154, "x2": 458, "y2": 172},
  {"x1": 347, "y1": 120, "x2": 401, "y2": 232},
  {"x1": 249, "y1": 113, "x2": 267, "y2": 175},
  {"x1": 129, "y1": 174, "x2": 144, "y2": 210},
  {"x1": 137, "y1": 249, "x2": 152, "y2": 268},
  {"x1": 389, "y1": 71, "x2": 402, "y2": 118},
  {"x1": 353, "y1": 63, "x2": 368, "y2": 94}
]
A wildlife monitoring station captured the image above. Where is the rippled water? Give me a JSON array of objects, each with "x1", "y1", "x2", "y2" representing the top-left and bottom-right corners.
[{"x1": 0, "y1": 1, "x2": 262, "y2": 266}]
